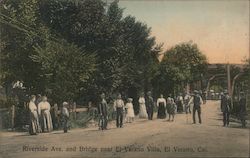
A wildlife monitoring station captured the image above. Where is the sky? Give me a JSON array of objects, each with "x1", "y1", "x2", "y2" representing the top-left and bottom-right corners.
[{"x1": 118, "y1": 0, "x2": 249, "y2": 64}]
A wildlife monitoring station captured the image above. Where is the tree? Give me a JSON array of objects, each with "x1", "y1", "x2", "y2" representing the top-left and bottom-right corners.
[
  {"x1": 1, "y1": 0, "x2": 162, "y2": 106},
  {"x1": 0, "y1": 0, "x2": 50, "y2": 128},
  {"x1": 0, "y1": 0, "x2": 98, "y2": 101},
  {"x1": 39, "y1": 0, "x2": 161, "y2": 98},
  {"x1": 0, "y1": 0, "x2": 50, "y2": 95},
  {"x1": 30, "y1": 40, "x2": 96, "y2": 103},
  {"x1": 153, "y1": 42, "x2": 208, "y2": 96},
  {"x1": 39, "y1": 0, "x2": 107, "y2": 50}
]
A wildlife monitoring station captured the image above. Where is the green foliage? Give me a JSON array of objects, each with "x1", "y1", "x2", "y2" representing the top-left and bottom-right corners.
[
  {"x1": 210, "y1": 85, "x2": 223, "y2": 92},
  {"x1": 238, "y1": 60, "x2": 250, "y2": 94},
  {"x1": 1, "y1": 0, "x2": 161, "y2": 105},
  {"x1": 0, "y1": 0, "x2": 51, "y2": 91},
  {"x1": 39, "y1": 0, "x2": 107, "y2": 49},
  {"x1": 0, "y1": 0, "x2": 215, "y2": 129},
  {"x1": 153, "y1": 42, "x2": 208, "y2": 96},
  {"x1": 30, "y1": 40, "x2": 96, "y2": 103},
  {"x1": 163, "y1": 42, "x2": 208, "y2": 82}
]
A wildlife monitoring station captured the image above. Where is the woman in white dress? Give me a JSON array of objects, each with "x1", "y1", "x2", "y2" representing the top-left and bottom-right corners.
[
  {"x1": 125, "y1": 98, "x2": 135, "y2": 123},
  {"x1": 138, "y1": 93, "x2": 148, "y2": 118},
  {"x1": 38, "y1": 96, "x2": 53, "y2": 132},
  {"x1": 28, "y1": 95, "x2": 41, "y2": 135}
]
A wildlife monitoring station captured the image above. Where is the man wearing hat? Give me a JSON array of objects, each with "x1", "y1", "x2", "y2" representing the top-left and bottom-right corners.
[
  {"x1": 220, "y1": 90, "x2": 232, "y2": 127},
  {"x1": 188, "y1": 90, "x2": 203, "y2": 124},
  {"x1": 113, "y1": 93, "x2": 125, "y2": 128},
  {"x1": 145, "y1": 91, "x2": 154, "y2": 120}
]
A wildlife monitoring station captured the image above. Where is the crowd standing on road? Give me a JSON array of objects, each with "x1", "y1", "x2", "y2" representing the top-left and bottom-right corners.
[
  {"x1": 95, "y1": 90, "x2": 204, "y2": 130},
  {"x1": 26, "y1": 89, "x2": 247, "y2": 135},
  {"x1": 27, "y1": 95, "x2": 73, "y2": 135}
]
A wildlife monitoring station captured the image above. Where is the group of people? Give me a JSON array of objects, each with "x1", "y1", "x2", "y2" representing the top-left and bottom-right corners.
[
  {"x1": 27, "y1": 89, "x2": 247, "y2": 134},
  {"x1": 220, "y1": 90, "x2": 247, "y2": 128},
  {"x1": 97, "y1": 90, "x2": 205, "y2": 130},
  {"x1": 28, "y1": 95, "x2": 70, "y2": 135},
  {"x1": 155, "y1": 94, "x2": 177, "y2": 121}
]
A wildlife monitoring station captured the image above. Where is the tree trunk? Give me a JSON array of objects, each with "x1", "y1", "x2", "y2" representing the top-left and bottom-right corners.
[{"x1": 11, "y1": 105, "x2": 15, "y2": 130}]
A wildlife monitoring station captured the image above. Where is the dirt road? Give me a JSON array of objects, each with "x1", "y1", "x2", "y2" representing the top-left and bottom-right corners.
[{"x1": 0, "y1": 101, "x2": 249, "y2": 158}]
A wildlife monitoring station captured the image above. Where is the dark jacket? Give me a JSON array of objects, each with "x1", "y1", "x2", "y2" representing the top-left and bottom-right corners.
[
  {"x1": 239, "y1": 97, "x2": 247, "y2": 114},
  {"x1": 221, "y1": 95, "x2": 232, "y2": 113},
  {"x1": 193, "y1": 95, "x2": 201, "y2": 108},
  {"x1": 145, "y1": 96, "x2": 154, "y2": 110},
  {"x1": 98, "y1": 99, "x2": 108, "y2": 116}
]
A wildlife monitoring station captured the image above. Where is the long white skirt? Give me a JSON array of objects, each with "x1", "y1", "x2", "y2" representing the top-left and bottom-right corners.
[
  {"x1": 139, "y1": 104, "x2": 148, "y2": 118},
  {"x1": 29, "y1": 111, "x2": 40, "y2": 134},
  {"x1": 127, "y1": 107, "x2": 135, "y2": 118},
  {"x1": 41, "y1": 110, "x2": 53, "y2": 132}
]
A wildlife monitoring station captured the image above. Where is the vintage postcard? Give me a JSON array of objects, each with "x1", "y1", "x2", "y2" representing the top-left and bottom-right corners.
[{"x1": 0, "y1": 0, "x2": 249, "y2": 158}]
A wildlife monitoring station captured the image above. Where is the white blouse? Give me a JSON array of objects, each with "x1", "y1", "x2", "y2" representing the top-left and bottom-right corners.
[
  {"x1": 29, "y1": 101, "x2": 37, "y2": 112},
  {"x1": 38, "y1": 101, "x2": 51, "y2": 115},
  {"x1": 167, "y1": 97, "x2": 172, "y2": 104},
  {"x1": 157, "y1": 98, "x2": 166, "y2": 107},
  {"x1": 139, "y1": 97, "x2": 145, "y2": 104},
  {"x1": 125, "y1": 103, "x2": 133, "y2": 109}
]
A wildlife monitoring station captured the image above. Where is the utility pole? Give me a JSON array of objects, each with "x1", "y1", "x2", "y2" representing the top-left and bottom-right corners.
[
  {"x1": 104, "y1": 0, "x2": 113, "y2": 14},
  {"x1": 227, "y1": 63, "x2": 231, "y2": 96}
]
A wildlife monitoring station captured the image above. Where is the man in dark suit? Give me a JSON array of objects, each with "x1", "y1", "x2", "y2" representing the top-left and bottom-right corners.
[
  {"x1": 98, "y1": 93, "x2": 108, "y2": 130},
  {"x1": 145, "y1": 91, "x2": 154, "y2": 120},
  {"x1": 239, "y1": 92, "x2": 247, "y2": 128},
  {"x1": 221, "y1": 90, "x2": 232, "y2": 127}
]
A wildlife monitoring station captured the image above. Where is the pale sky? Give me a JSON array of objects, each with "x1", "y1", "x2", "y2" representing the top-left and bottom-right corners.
[{"x1": 118, "y1": 0, "x2": 249, "y2": 64}]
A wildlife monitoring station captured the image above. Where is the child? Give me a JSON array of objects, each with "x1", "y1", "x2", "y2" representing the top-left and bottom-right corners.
[
  {"x1": 125, "y1": 98, "x2": 135, "y2": 123},
  {"x1": 168, "y1": 98, "x2": 177, "y2": 121},
  {"x1": 62, "y1": 102, "x2": 70, "y2": 133}
]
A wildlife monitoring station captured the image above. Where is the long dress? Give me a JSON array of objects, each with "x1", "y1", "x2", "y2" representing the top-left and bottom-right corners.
[
  {"x1": 157, "y1": 98, "x2": 166, "y2": 119},
  {"x1": 28, "y1": 101, "x2": 40, "y2": 135},
  {"x1": 38, "y1": 101, "x2": 53, "y2": 132},
  {"x1": 239, "y1": 97, "x2": 247, "y2": 127},
  {"x1": 176, "y1": 96, "x2": 184, "y2": 112},
  {"x1": 125, "y1": 103, "x2": 135, "y2": 118},
  {"x1": 184, "y1": 94, "x2": 191, "y2": 113},
  {"x1": 139, "y1": 97, "x2": 148, "y2": 118}
]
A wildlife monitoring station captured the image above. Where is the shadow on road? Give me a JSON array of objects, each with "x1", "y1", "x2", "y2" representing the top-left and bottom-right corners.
[
  {"x1": 209, "y1": 124, "x2": 249, "y2": 129},
  {"x1": 13, "y1": 134, "x2": 38, "y2": 137},
  {"x1": 52, "y1": 132, "x2": 66, "y2": 135}
]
